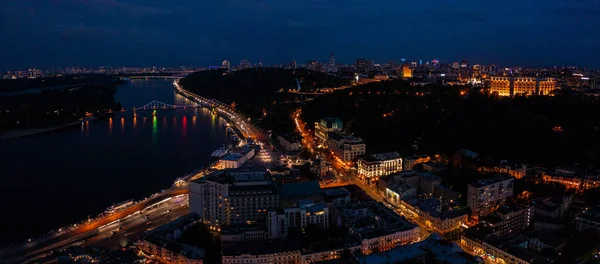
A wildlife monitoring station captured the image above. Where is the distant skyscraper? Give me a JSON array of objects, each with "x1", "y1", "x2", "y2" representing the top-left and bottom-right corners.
[
  {"x1": 329, "y1": 53, "x2": 336, "y2": 66},
  {"x1": 239, "y1": 60, "x2": 250, "y2": 69},
  {"x1": 400, "y1": 65, "x2": 413, "y2": 78},
  {"x1": 222, "y1": 60, "x2": 231, "y2": 69},
  {"x1": 452, "y1": 62, "x2": 460, "y2": 69},
  {"x1": 419, "y1": 60, "x2": 423, "y2": 66},
  {"x1": 290, "y1": 60, "x2": 297, "y2": 69},
  {"x1": 410, "y1": 62, "x2": 417, "y2": 68}
]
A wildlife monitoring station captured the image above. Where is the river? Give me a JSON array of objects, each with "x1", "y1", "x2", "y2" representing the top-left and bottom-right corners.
[{"x1": 0, "y1": 79, "x2": 230, "y2": 246}]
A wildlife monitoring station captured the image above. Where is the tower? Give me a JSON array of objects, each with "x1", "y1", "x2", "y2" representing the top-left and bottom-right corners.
[
  {"x1": 222, "y1": 60, "x2": 230, "y2": 69},
  {"x1": 329, "y1": 53, "x2": 336, "y2": 66}
]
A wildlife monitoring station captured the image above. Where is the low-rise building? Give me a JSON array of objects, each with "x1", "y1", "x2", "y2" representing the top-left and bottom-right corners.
[
  {"x1": 398, "y1": 196, "x2": 468, "y2": 236},
  {"x1": 460, "y1": 224, "x2": 545, "y2": 264},
  {"x1": 337, "y1": 202, "x2": 420, "y2": 254},
  {"x1": 403, "y1": 155, "x2": 430, "y2": 171},
  {"x1": 277, "y1": 134, "x2": 301, "y2": 152},
  {"x1": 357, "y1": 152, "x2": 402, "y2": 179},
  {"x1": 357, "y1": 233, "x2": 480, "y2": 264},
  {"x1": 219, "y1": 145, "x2": 256, "y2": 169},
  {"x1": 138, "y1": 213, "x2": 205, "y2": 264},
  {"x1": 267, "y1": 200, "x2": 330, "y2": 239}
]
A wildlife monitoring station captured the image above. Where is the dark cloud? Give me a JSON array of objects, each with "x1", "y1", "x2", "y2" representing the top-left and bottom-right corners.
[{"x1": 0, "y1": 0, "x2": 598, "y2": 69}]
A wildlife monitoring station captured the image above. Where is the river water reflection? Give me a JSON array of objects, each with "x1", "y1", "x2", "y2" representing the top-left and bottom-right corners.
[{"x1": 0, "y1": 79, "x2": 229, "y2": 245}]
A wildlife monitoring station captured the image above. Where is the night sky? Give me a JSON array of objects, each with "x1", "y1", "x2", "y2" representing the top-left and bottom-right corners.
[{"x1": 1, "y1": 0, "x2": 598, "y2": 69}]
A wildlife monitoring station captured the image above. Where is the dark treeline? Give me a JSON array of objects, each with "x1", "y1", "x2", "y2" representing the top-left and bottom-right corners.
[
  {"x1": 0, "y1": 83, "x2": 121, "y2": 132},
  {"x1": 302, "y1": 80, "x2": 600, "y2": 167},
  {"x1": 0, "y1": 74, "x2": 122, "y2": 93},
  {"x1": 179, "y1": 68, "x2": 351, "y2": 133}
]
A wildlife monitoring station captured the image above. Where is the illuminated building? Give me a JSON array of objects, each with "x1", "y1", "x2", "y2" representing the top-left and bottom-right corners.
[
  {"x1": 314, "y1": 118, "x2": 343, "y2": 144},
  {"x1": 483, "y1": 204, "x2": 533, "y2": 236},
  {"x1": 395, "y1": 196, "x2": 468, "y2": 236},
  {"x1": 538, "y1": 77, "x2": 556, "y2": 95},
  {"x1": 138, "y1": 213, "x2": 205, "y2": 264},
  {"x1": 491, "y1": 76, "x2": 556, "y2": 97},
  {"x1": 326, "y1": 132, "x2": 366, "y2": 162},
  {"x1": 219, "y1": 145, "x2": 256, "y2": 169},
  {"x1": 410, "y1": 62, "x2": 417, "y2": 68},
  {"x1": 490, "y1": 76, "x2": 512, "y2": 97},
  {"x1": 357, "y1": 152, "x2": 402, "y2": 179},
  {"x1": 513, "y1": 77, "x2": 537, "y2": 96},
  {"x1": 222, "y1": 60, "x2": 231, "y2": 69},
  {"x1": 403, "y1": 155, "x2": 430, "y2": 171},
  {"x1": 467, "y1": 175, "x2": 514, "y2": 216},
  {"x1": 189, "y1": 168, "x2": 279, "y2": 227},
  {"x1": 329, "y1": 53, "x2": 336, "y2": 66},
  {"x1": 400, "y1": 65, "x2": 413, "y2": 78},
  {"x1": 267, "y1": 200, "x2": 329, "y2": 239},
  {"x1": 239, "y1": 60, "x2": 251, "y2": 69}
]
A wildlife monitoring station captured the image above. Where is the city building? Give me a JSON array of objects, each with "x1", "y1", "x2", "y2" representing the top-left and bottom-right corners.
[
  {"x1": 460, "y1": 224, "x2": 543, "y2": 264},
  {"x1": 396, "y1": 196, "x2": 468, "y2": 236},
  {"x1": 219, "y1": 145, "x2": 256, "y2": 169},
  {"x1": 575, "y1": 207, "x2": 600, "y2": 232},
  {"x1": 357, "y1": 152, "x2": 402, "y2": 179},
  {"x1": 400, "y1": 65, "x2": 413, "y2": 78},
  {"x1": 337, "y1": 202, "x2": 420, "y2": 254},
  {"x1": 267, "y1": 200, "x2": 329, "y2": 238},
  {"x1": 276, "y1": 134, "x2": 301, "y2": 152},
  {"x1": 467, "y1": 175, "x2": 514, "y2": 216},
  {"x1": 222, "y1": 60, "x2": 231, "y2": 69},
  {"x1": 327, "y1": 132, "x2": 366, "y2": 162},
  {"x1": 138, "y1": 213, "x2": 205, "y2": 264},
  {"x1": 483, "y1": 204, "x2": 533, "y2": 236},
  {"x1": 357, "y1": 233, "x2": 480, "y2": 264},
  {"x1": 490, "y1": 76, "x2": 556, "y2": 97},
  {"x1": 314, "y1": 118, "x2": 343, "y2": 144},
  {"x1": 403, "y1": 155, "x2": 430, "y2": 171},
  {"x1": 189, "y1": 167, "x2": 279, "y2": 227}
]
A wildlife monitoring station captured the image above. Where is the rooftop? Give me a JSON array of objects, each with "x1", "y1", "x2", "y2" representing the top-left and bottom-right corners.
[
  {"x1": 280, "y1": 181, "x2": 323, "y2": 201},
  {"x1": 362, "y1": 152, "x2": 400, "y2": 162},
  {"x1": 357, "y1": 233, "x2": 479, "y2": 264},
  {"x1": 469, "y1": 175, "x2": 513, "y2": 188},
  {"x1": 323, "y1": 187, "x2": 350, "y2": 198}
]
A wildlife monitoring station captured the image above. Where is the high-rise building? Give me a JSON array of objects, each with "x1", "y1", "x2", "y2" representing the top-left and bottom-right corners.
[
  {"x1": 189, "y1": 167, "x2": 279, "y2": 227},
  {"x1": 239, "y1": 60, "x2": 251, "y2": 69},
  {"x1": 400, "y1": 65, "x2": 413, "y2": 78},
  {"x1": 329, "y1": 53, "x2": 336, "y2": 66},
  {"x1": 222, "y1": 60, "x2": 231, "y2": 69},
  {"x1": 410, "y1": 62, "x2": 417, "y2": 68},
  {"x1": 467, "y1": 175, "x2": 514, "y2": 216},
  {"x1": 314, "y1": 118, "x2": 343, "y2": 144}
]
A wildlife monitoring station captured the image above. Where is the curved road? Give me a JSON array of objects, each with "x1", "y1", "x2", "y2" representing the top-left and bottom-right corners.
[{"x1": 0, "y1": 188, "x2": 188, "y2": 263}]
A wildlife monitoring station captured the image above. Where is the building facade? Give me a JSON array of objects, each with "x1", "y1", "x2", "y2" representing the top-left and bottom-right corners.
[
  {"x1": 403, "y1": 155, "x2": 430, "y2": 171},
  {"x1": 314, "y1": 118, "x2": 343, "y2": 144},
  {"x1": 189, "y1": 168, "x2": 279, "y2": 227},
  {"x1": 467, "y1": 176, "x2": 514, "y2": 216},
  {"x1": 357, "y1": 152, "x2": 402, "y2": 179},
  {"x1": 327, "y1": 132, "x2": 366, "y2": 162},
  {"x1": 490, "y1": 76, "x2": 556, "y2": 97}
]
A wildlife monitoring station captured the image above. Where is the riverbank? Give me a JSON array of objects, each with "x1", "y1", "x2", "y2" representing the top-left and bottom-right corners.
[{"x1": 0, "y1": 117, "x2": 96, "y2": 141}]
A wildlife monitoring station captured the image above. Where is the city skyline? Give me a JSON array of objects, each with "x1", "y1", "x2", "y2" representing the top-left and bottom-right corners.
[{"x1": 2, "y1": 0, "x2": 599, "y2": 70}]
